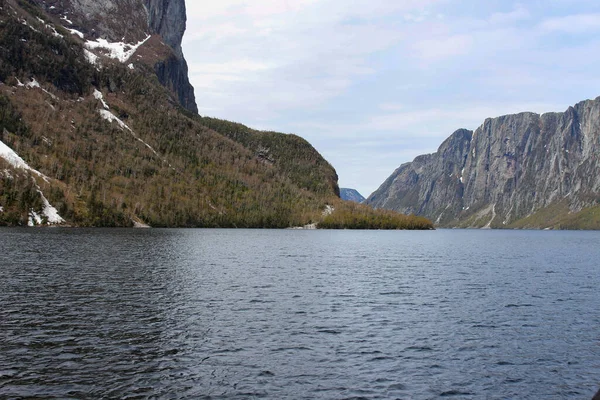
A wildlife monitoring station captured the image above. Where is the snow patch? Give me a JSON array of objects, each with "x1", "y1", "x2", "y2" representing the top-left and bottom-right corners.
[
  {"x1": 61, "y1": 16, "x2": 73, "y2": 25},
  {"x1": 22, "y1": 19, "x2": 39, "y2": 33},
  {"x1": 0, "y1": 139, "x2": 50, "y2": 182},
  {"x1": 67, "y1": 28, "x2": 84, "y2": 39},
  {"x1": 39, "y1": 190, "x2": 64, "y2": 224},
  {"x1": 28, "y1": 210, "x2": 42, "y2": 226},
  {"x1": 84, "y1": 49, "x2": 98, "y2": 66},
  {"x1": 98, "y1": 110, "x2": 173, "y2": 168},
  {"x1": 128, "y1": 63, "x2": 134, "y2": 70},
  {"x1": 84, "y1": 35, "x2": 151, "y2": 63},
  {"x1": 25, "y1": 78, "x2": 58, "y2": 99},
  {"x1": 35, "y1": 17, "x2": 63, "y2": 38},
  {"x1": 26, "y1": 78, "x2": 40, "y2": 89},
  {"x1": 93, "y1": 89, "x2": 109, "y2": 109},
  {"x1": 99, "y1": 109, "x2": 130, "y2": 131}
]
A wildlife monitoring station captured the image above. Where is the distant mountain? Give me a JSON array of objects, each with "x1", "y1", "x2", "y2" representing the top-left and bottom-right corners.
[
  {"x1": 367, "y1": 97, "x2": 600, "y2": 229},
  {"x1": 340, "y1": 188, "x2": 365, "y2": 203}
]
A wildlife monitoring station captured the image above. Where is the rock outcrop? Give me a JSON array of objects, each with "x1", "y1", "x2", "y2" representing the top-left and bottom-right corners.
[
  {"x1": 144, "y1": 0, "x2": 197, "y2": 113},
  {"x1": 34, "y1": 0, "x2": 197, "y2": 113},
  {"x1": 367, "y1": 97, "x2": 600, "y2": 228}
]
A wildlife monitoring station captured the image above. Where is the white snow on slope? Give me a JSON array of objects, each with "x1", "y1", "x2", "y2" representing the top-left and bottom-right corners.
[
  {"x1": 36, "y1": 17, "x2": 63, "y2": 38},
  {"x1": 39, "y1": 191, "x2": 64, "y2": 224},
  {"x1": 26, "y1": 79, "x2": 40, "y2": 89},
  {"x1": 98, "y1": 109, "x2": 174, "y2": 169},
  {"x1": 0, "y1": 139, "x2": 34, "y2": 171},
  {"x1": 21, "y1": 19, "x2": 40, "y2": 33},
  {"x1": 28, "y1": 210, "x2": 42, "y2": 226},
  {"x1": 25, "y1": 78, "x2": 58, "y2": 100},
  {"x1": 0, "y1": 140, "x2": 64, "y2": 224},
  {"x1": 67, "y1": 28, "x2": 84, "y2": 39},
  {"x1": 85, "y1": 35, "x2": 150, "y2": 63},
  {"x1": 84, "y1": 49, "x2": 98, "y2": 65},
  {"x1": 93, "y1": 89, "x2": 109, "y2": 109},
  {"x1": 99, "y1": 109, "x2": 130, "y2": 131},
  {"x1": 0, "y1": 139, "x2": 50, "y2": 183}
]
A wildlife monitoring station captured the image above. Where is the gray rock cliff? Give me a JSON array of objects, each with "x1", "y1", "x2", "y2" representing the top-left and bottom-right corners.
[
  {"x1": 144, "y1": 0, "x2": 197, "y2": 113},
  {"x1": 367, "y1": 97, "x2": 600, "y2": 228},
  {"x1": 35, "y1": 0, "x2": 197, "y2": 113}
]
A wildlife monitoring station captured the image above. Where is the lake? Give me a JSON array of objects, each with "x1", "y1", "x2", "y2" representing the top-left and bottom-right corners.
[{"x1": 0, "y1": 228, "x2": 599, "y2": 399}]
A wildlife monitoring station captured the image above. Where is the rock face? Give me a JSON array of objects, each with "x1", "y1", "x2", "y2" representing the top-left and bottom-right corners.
[
  {"x1": 144, "y1": 0, "x2": 197, "y2": 113},
  {"x1": 35, "y1": 0, "x2": 197, "y2": 113},
  {"x1": 340, "y1": 188, "x2": 366, "y2": 203},
  {"x1": 367, "y1": 97, "x2": 600, "y2": 228}
]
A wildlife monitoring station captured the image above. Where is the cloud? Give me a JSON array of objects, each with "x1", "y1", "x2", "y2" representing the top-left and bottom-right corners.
[
  {"x1": 488, "y1": 5, "x2": 530, "y2": 25},
  {"x1": 539, "y1": 14, "x2": 600, "y2": 34}
]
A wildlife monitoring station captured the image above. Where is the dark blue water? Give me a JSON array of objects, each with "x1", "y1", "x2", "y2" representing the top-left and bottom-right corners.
[{"x1": 0, "y1": 228, "x2": 599, "y2": 399}]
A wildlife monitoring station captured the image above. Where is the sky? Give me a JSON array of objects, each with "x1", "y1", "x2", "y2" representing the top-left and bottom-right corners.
[{"x1": 182, "y1": 0, "x2": 600, "y2": 198}]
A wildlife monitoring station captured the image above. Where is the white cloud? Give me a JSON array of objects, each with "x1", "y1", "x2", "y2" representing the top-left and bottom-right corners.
[
  {"x1": 488, "y1": 5, "x2": 530, "y2": 25},
  {"x1": 539, "y1": 14, "x2": 600, "y2": 34}
]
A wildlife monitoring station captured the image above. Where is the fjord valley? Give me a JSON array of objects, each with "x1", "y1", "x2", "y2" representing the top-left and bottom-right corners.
[
  {"x1": 367, "y1": 97, "x2": 600, "y2": 230},
  {"x1": 0, "y1": 0, "x2": 431, "y2": 229}
]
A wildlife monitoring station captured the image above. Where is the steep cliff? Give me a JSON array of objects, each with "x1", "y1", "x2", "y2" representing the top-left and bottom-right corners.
[
  {"x1": 367, "y1": 97, "x2": 600, "y2": 229},
  {"x1": 32, "y1": 0, "x2": 197, "y2": 112}
]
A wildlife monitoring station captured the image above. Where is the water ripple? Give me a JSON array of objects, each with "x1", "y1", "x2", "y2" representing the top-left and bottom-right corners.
[{"x1": 0, "y1": 228, "x2": 599, "y2": 399}]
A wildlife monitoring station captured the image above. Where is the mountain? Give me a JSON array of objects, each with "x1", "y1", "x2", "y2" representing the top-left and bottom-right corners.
[
  {"x1": 340, "y1": 188, "x2": 365, "y2": 203},
  {"x1": 367, "y1": 97, "x2": 600, "y2": 229},
  {"x1": 0, "y1": 0, "x2": 432, "y2": 229},
  {"x1": 0, "y1": 0, "x2": 338, "y2": 227}
]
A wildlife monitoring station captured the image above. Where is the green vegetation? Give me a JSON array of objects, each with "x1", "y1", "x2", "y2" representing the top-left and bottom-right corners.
[
  {"x1": 199, "y1": 117, "x2": 339, "y2": 197},
  {"x1": 318, "y1": 201, "x2": 434, "y2": 230},
  {"x1": 508, "y1": 200, "x2": 600, "y2": 230}
]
